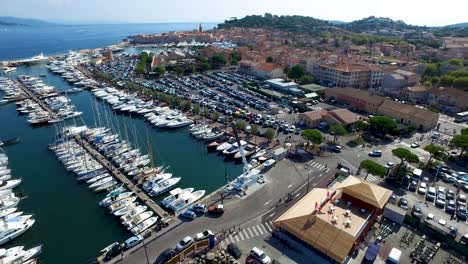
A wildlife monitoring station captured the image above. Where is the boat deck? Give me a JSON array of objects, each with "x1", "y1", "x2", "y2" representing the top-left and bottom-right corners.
[{"x1": 73, "y1": 134, "x2": 170, "y2": 220}]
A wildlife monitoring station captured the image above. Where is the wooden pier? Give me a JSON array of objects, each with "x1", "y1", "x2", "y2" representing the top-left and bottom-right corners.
[{"x1": 73, "y1": 134, "x2": 170, "y2": 219}]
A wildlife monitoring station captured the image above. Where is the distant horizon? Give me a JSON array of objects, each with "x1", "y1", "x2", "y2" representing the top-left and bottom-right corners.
[
  {"x1": 1, "y1": 15, "x2": 466, "y2": 28},
  {"x1": 0, "y1": 0, "x2": 467, "y2": 28}
]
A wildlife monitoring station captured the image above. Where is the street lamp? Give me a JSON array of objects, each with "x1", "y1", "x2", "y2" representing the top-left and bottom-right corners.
[{"x1": 307, "y1": 170, "x2": 311, "y2": 193}]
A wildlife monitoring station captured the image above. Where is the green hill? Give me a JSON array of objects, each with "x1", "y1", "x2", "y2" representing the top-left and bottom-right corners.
[{"x1": 0, "y1": 16, "x2": 54, "y2": 27}]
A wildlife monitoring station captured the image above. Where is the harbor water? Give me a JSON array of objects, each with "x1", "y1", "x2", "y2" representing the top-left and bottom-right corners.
[{"x1": 0, "y1": 64, "x2": 242, "y2": 263}]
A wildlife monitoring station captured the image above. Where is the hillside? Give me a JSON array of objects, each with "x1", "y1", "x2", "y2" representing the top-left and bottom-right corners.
[
  {"x1": 218, "y1": 14, "x2": 333, "y2": 36},
  {"x1": 341, "y1": 16, "x2": 425, "y2": 32},
  {"x1": 218, "y1": 14, "x2": 468, "y2": 44},
  {"x1": 0, "y1": 16, "x2": 53, "y2": 27},
  {"x1": 446, "y1": 22, "x2": 468, "y2": 28}
]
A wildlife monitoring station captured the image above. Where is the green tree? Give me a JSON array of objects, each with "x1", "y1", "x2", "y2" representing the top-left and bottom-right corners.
[
  {"x1": 369, "y1": 116, "x2": 398, "y2": 136},
  {"x1": 392, "y1": 147, "x2": 419, "y2": 175},
  {"x1": 173, "y1": 66, "x2": 184, "y2": 76},
  {"x1": 360, "y1": 160, "x2": 387, "y2": 180},
  {"x1": 423, "y1": 144, "x2": 446, "y2": 167},
  {"x1": 181, "y1": 100, "x2": 192, "y2": 112},
  {"x1": 301, "y1": 129, "x2": 323, "y2": 147},
  {"x1": 192, "y1": 104, "x2": 200, "y2": 114},
  {"x1": 451, "y1": 134, "x2": 468, "y2": 158},
  {"x1": 265, "y1": 128, "x2": 276, "y2": 142},
  {"x1": 449, "y1": 58, "x2": 464, "y2": 67},
  {"x1": 236, "y1": 120, "x2": 246, "y2": 131},
  {"x1": 201, "y1": 62, "x2": 212, "y2": 71},
  {"x1": 355, "y1": 120, "x2": 368, "y2": 139},
  {"x1": 299, "y1": 75, "x2": 314, "y2": 85},
  {"x1": 211, "y1": 111, "x2": 220, "y2": 121},
  {"x1": 230, "y1": 52, "x2": 242, "y2": 65},
  {"x1": 423, "y1": 63, "x2": 440, "y2": 77},
  {"x1": 329, "y1": 124, "x2": 347, "y2": 142},
  {"x1": 439, "y1": 75, "x2": 455, "y2": 86},
  {"x1": 211, "y1": 54, "x2": 227, "y2": 68},
  {"x1": 266, "y1": 56, "x2": 273, "y2": 63},
  {"x1": 187, "y1": 65, "x2": 196, "y2": 74},
  {"x1": 250, "y1": 125, "x2": 259, "y2": 143},
  {"x1": 154, "y1": 65, "x2": 165, "y2": 75},
  {"x1": 287, "y1": 64, "x2": 306, "y2": 80},
  {"x1": 461, "y1": 128, "x2": 468, "y2": 135},
  {"x1": 203, "y1": 108, "x2": 210, "y2": 118},
  {"x1": 453, "y1": 77, "x2": 468, "y2": 89}
]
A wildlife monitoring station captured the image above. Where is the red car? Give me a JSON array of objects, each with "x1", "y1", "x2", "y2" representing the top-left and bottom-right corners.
[{"x1": 208, "y1": 204, "x2": 224, "y2": 215}]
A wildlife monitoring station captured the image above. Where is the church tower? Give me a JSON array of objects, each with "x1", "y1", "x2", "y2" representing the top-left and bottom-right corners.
[{"x1": 199, "y1": 23, "x2": 203, "y2": 33}]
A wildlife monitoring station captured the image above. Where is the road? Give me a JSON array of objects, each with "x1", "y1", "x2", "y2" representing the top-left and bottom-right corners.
[{"x1": 110, "y1": 157, "x2": 334, "y2": 264}]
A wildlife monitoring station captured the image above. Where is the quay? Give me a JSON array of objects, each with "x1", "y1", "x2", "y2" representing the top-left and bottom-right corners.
[
  {"x1": 16, "y1": 79, "x2": 58, "y2": 119},
  {"x1": 73, "y1": 134, "x2": 171, "y2": 220}
]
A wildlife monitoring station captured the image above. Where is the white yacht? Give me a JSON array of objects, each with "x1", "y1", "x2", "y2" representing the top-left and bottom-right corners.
[
  {"x1": 130, "y1": 216, "x2": 158, "y2": 235},
  {"x1": 120, "y1": 205, "x2": 147, "y2": 223},
  {"x1": 124, "y1": 211, "x2": 154, "y2": 229},
  {"x1": 161, "y1": 188, "x2": 194, "y2": 208},
  {"x1": 99, "y1": 191, "x2": 133, "y2": 207},
  {"x1": 0, "y1": 216, "x2": 35, "y2": 245},
  {"x1": 167, "y1": 117, "x2": 193, "y2": 128},
  {"x1": 168, "y1": 190, "x2": 206, "y2": 212},
  {"x1": 148, "y1": 177, "x2": 181, "y2": 197},
  {"x1": 0, "y1": 180, "x2": 21, "y2": 190}
]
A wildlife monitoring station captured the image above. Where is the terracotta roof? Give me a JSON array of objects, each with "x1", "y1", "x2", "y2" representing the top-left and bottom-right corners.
[
  {"x1": 328, "y1": 109, "x2": 360, "y2": 125},
  {"x1": 299, "y1": 110, "x2": 327, "y2": 121},
  {"x1": 258, "y1": 63, "x2": 282, "y2": 72},
  {"x1": 407, "y1": 84, "x2": 428, "y2": 93}
]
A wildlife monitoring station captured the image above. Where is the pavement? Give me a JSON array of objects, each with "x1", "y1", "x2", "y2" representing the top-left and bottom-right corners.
[{"x1": 111, "y1": 157, "x2": 333, "y2": 264}]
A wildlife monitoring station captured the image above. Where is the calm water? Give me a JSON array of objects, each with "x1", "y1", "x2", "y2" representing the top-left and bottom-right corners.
[
  {"x1": 0, "y1": 63, "x2": 241, "y2": 263},
  {"x1": 0, "y1": 23, "x2": 216, "y2": 61}
]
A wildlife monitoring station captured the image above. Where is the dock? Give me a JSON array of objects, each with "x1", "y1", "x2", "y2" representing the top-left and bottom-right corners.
[
  {"x1": 73, "y1": 134, "x2": 170, "y2": 219},
  {"x1": 16, "y1": 79, "x2": 58, "y2": 119}
]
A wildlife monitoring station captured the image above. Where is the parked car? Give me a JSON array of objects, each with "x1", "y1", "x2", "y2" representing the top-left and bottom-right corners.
[
  {"x1": 426, "y1": 187, "x2": 436, "y2": 202},
  {"x1": 250, "y1": 247, "x2": 271, "y2": 264},
  {"x1": 448, "y1": 226, "x2": 458, "y2": 239},
  {"x1": 368, "y1": 150, "x2": 382, "y2": 157},
  {"x1": 195, "y1": 230, "x2": 215, "y2": 241},
  {"x1": 446, "y1": 200, "x2": 457, "y2": 214},
  {"x1": 409, "y1": 181, "x2": 418, "y2": 192},
  {"x1": 435, "y1": 193, "x2": 446, "y2": 207},
  {"x1": 227, "y1": 243, "x2": 242, "y2": 259},
  {"x1": 176, "y1": 236, "x2": 194, "y2": 252},
  {"x1": 190, "y1": 203, "x2": 206, "y2": 214},
  {"x1": 329, "y1": 145, "x2": 342, "y2": 153},
  {"x1": 398, "y1": 198, "x2": 409, "y2": 210},
  {"x1": 457, "y1": 205, "x2": 467, "y2": 220},
  {"x1": 179, "y1": 210, "x2": 197, "y2": 220},
  {"x1": 442, "y1": 173, "x2": 456, "y2": 183},
  {"x1": 389, "y1": 194, "x2": 397, "y2": 203},
  {"x1": 411, "y1": 142, "x2": 420, "y2": 148},
  {"x1": 418, "y1": 182, "x2": 427, "y2": 195},
  {"x1": 104, "y1": 244, "x2": 122, "y2": 261},
  {"x1": 385, "y1": 161, "x2": 395, "y2": 169},
  {"x1": 457, "y1": 194, "x2": 467, "y2": 206},
  {"x1": 154, "y1": 248, "x2": 174, "y2": 264},
  {"x1": 124, "y1": 235, "x2": 143, "y2": 249},
  {"x1": 207, "y1": 204, "x2": 224, "y2": 215},
  {"x1": 446, "y1": 189, "x2": 456, "y2": 200},
  {"x1": 412, "y1": 205, "x2": 423, "y2": 218}
]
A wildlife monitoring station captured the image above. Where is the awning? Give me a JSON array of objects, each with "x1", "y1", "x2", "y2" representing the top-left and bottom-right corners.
[
  {"x1": 304, "y1": 92, "x2": 318, "y2": 98},
  {"x1": 365, "y1": 243, "x2": 380, "y2": 261}
]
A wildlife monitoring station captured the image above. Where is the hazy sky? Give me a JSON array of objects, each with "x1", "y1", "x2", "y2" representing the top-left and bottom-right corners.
[{"x1": 0, "y1": 0, "x2": 466, "y2": 26}]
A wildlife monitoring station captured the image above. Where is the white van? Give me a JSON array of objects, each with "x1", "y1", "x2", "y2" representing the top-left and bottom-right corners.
[
  {"x1": 412, "y1": 169, "x2": 422, "y2": 180},
  {"x1": 386, "y1": 248, "x2": 402, "y2": 264},
  {"x1": 124, "y1": 235, "x2": 143, "y2": 249}
]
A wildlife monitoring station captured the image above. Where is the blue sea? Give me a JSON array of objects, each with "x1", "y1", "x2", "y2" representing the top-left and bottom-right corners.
[{"x1": 0, "y1": 22, "x2": 216, "y2": 61}]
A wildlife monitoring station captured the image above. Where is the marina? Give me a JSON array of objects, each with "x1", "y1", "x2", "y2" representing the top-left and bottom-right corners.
[{"x1": 0, "y1": 63, "x2": 242, "y2": 263}]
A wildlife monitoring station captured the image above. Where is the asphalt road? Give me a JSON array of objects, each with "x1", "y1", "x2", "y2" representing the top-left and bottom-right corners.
[{"x1": 111, "y1": 158, "x2": 332, "y2": 264}]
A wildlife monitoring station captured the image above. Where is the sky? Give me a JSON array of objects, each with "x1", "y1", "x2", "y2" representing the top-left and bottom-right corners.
[{"x1": 0, "y1": 0, "x2": 466, "y2": 26}]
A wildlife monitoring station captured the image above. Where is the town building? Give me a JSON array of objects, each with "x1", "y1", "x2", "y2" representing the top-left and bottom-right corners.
[
  {"x1": 381, "y1": 69, "x2": 421, "y2": 92},
  {"x1": 442, "y1": 37, "x2": 468, "y2": 59},
  {"x1": 273, "y1": 176, "x2": 392, "y2": 264},
  {"x1": 299, "y1": 108, "x2": 360, "y2": 129},
  {"x1": 324, "y1": 88, "x2": 439, "y2": 130},
  {"x1": 427, "y1": 87, "x2": 468, "y2": 113},
  {"x1": 265, "y1": 78, "x2": 303, "y2": 95},
  {"x1": 311, "y1": 62, "x2": 384, "y2": 89},
  {"x1": 102, "y1": 49, "x2": 113, "y2": 60},
  {"x1": 239, "y1": 61, "x2": 284, "y2": 80}
]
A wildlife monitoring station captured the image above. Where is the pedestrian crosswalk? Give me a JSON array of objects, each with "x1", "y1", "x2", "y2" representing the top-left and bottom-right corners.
[
  {"x1": 363, "y1": 174, "x2": 382, "y2": 184},
  {"x1": 307, "y1": 160, "x2": 329, "y2": 172},
  {"x1": 219, "y1": 221, "x2": 274, "y2": 247}
]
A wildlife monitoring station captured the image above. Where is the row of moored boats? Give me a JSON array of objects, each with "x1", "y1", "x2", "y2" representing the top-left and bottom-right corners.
[{"x1": 0, "y1": 149, "x2": 41, "y2": 263}]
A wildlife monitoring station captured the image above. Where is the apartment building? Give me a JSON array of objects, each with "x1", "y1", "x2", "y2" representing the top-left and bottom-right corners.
[{"x1": 312, "y1": 62, "x2": 384, "y2": 89}]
